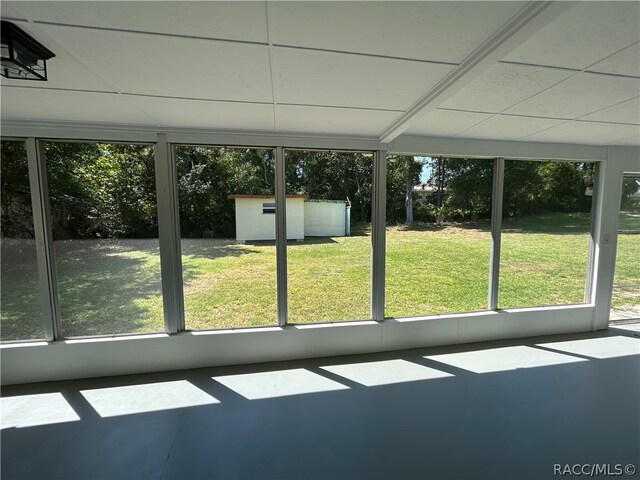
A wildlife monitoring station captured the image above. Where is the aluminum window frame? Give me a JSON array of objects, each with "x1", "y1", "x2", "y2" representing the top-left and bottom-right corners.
[{"x1": 0, "y1": 131, "x2": 612, "y2": 344}]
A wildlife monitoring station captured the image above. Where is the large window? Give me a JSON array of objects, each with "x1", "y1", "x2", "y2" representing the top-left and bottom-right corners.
[
  {"x1": 285, "y1": 150, "x2": 373, "y2": 323},
  {"x1": 611, "y1": 175, "x2": 640, "y2": 320},
  {"x1": 385, "y1": 156, "x2": 493, "y2": 317},
  {"x1": 45, "y1": 142, "x2": 163, "y2": 337},
  {"x1": 1, "y1": 140, "x2": 45, "y2": 341},
  {"x1": 176, "y1": 146, "x2": 277, "y2": 330},
  {"x1": 498, "y1": 160, "x2": 595, "y2": 308},
  {"x1": 1, "y1": 137, "x2": 611, "y2": 340}
]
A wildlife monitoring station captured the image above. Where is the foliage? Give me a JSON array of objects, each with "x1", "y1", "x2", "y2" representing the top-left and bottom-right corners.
[
  {"x1": 0, "y1": 140, "x2": 608, "y2": 240},
  {"x1": 621, "y1": 176, "x2": 640, "y2": 211},
  {"x1": 285, "y1": 150, "x2": 373, "y2": 222},
  {"x1": 440, "y1": 158, "x2": 493, "y2": 221},
  {"x1": 386, "y1": 155, "x2": 423, "y2": 223},
  {"x1": 0, "y1": 141, "x2": 33, "y2": 238},
  {"x1": 421, "y1": 158, "x2": 595, "y2": 223},
  {"x1": 45, "y1": 142, "x2": 158, "y2": 239},
  {"x1": 176, "y1": 146, "x2": 274, "y2": 238}
]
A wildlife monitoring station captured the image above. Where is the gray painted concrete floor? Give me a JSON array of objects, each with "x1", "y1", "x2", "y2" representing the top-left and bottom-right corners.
[{"x1": 2, "y1": 328, "x2": 639, "y2": 480}]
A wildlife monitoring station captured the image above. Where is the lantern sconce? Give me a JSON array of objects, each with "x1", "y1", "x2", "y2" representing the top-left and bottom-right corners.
[{"x1": 1, "y1": 21, "x2": 55, "y2": 81}]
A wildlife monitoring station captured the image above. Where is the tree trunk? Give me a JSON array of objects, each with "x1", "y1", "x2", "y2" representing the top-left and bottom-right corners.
[{"x1": 405, "y1": 157, "x2": 414, "y2": 225}]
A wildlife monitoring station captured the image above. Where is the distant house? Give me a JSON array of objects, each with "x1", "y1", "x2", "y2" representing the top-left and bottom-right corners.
[
  {"x1": 413, "y1": 183, "x2": 441, "y2": 203},
  {"x1": 228, "y1": 195, "x2": 350, "y2": 242}
]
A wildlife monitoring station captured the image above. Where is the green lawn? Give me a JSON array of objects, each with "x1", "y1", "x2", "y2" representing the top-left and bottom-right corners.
[{"x1": 1, "y1": 212, "x2": 638, "y2": 340}]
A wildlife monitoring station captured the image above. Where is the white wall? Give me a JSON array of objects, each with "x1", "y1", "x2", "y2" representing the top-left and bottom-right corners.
[
  {"x1": 304, "y1": 201, "x2": 346, "y2": 236},
  {"x1": 0, "y1": 305, "x2": 594, "y2": 385},
  {"x1": 234, "y1": 197, "x2": 304, "y2": 241}
]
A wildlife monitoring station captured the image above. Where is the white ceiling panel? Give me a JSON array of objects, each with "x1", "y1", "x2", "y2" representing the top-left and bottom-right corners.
[
  {"x1": 588, "y1": 43, "x2": 640, "y2": 78},
  {"x1": 405, "y1": 109, "x2": 492, "y2": 137},
  {"x1": 610, "y1": 133, "x2": 640, "y2": 146},
  {"x1": 273, "y1": 48, "x2": 454, "y2": 111},
  {"x1": 276, "y1": 105, "x2": 399, "y2": 136},
  {"x1": 269, "y1": 1, "x2": 526, "y2": 63},
  {"x1": 0, "y1": 88, "x2": 156, "y2": 125},
  {"x1": 36, "y1": 25, "x2": 274, "y2": 102},
  {"x1": 128, "y1": 96, "x2": 274, "y2": 131},
  {"x1": 440, "y1": 63, "x2": 573, "y2": 114},
  {"x1": 0, "y1": 2, "x2": 29, "y2": 20},
  {"x1": 580, "y1": 98, "x2": 640, "y2": 125},
  {"x1": 522, "y1": 121, "x2": 640, "y2": 146},
  {"x1": 5, "y1": 1, "x2": 269, "y2": 43},
  {"x1": 0, "y1": 22, "x2": 116, "y2": 92},
  {"x1": 461, "y1": 115, "x2": 565, "y2": 141},
  {"x1": 506, "y1": 73, "x2": 640, "y2": 120},
  {"x1": 504, "y1": 2, "x2": 640, "y2": 70}
]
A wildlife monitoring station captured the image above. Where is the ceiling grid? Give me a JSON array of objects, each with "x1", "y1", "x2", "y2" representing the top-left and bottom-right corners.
[{"x1": 0, "y1": 1, "x2": 638, "y2": 146}]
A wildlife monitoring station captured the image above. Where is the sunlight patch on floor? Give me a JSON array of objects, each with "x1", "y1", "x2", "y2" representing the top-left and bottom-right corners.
[
  {"x1": 537, "y1": 336, "x2": 640, "y2": 359},
  {"x1": 425, "y1": 345, "x2": 587, "y2": 374},
  {"x1": 80, "y1": 380, "x2": 218, "y2": 418},
  {"x1": 320, "y1": 359, "x2": 453, "y2": 387},
  {"x1": 213, "y1": 368, "x2": 349, "y2": 400},
  {"x1": 1, "y1": 392, "x2": 80, "y2": 429}
]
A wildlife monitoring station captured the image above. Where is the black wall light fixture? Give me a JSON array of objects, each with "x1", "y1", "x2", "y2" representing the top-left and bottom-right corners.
[{"x1": 1, "y1": 21, "x2": 55, "y2": 81}]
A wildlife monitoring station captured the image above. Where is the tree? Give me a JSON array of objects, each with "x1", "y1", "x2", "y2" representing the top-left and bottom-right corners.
[
  {"x1": 44, "y1": 142, "x2": 158, "y2": 239},
  {"x1": 285, "y1": 150, "x2": 373, "y2": 223},
  {"x1": 386, "y1": 155, "x2": 422, "y2": 224},
  {"x1": 441, "y1": 158, "x2": 493, "y2": 221},
  {"x1": 1, "y1": 141, "x2": 33, "y2": 238}
]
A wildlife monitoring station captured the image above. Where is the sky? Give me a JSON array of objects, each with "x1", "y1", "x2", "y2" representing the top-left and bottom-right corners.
[{"x1": 417, "y1": 156, "x2": 432, "y2": 183}]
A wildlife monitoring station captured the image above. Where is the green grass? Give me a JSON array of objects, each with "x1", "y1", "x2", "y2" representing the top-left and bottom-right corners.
[
  {"x1": 386, "y1": 224, "x2": 490, "y2": 316},
  {"x1": 499, "y1": 213, "x2": 592, "y2": 308},
  {"x1": 1, "y1": 212, "x2": 638, "y2": 340},
  {"x1": 614, "y1": 209, "x2": 640, "y2": 313}
]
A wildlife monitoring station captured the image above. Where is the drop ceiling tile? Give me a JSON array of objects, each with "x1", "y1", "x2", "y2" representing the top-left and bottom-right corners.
[
  {"x1": 505, "y1": 73, "x2": 640, "y2": 119},
  {"x1": 440, "y1": 63, "x2": 574, "y2": 114},
  {"x1": 580, "y1": 97, "x2": 640, "y2": 125},
  {"x1": 0, "y1": 2, "x2": 29, "y2": 20},
  {"x1": 269, "y1": 1, "x2": 526, "y2": 63},
  {"x1": 5, "y1": 1, "x2": 269, "y2": 43},
  {"x1": 0, "y1": 87, "x2": 156, "y2": 125},
  {"x1": 37, "y1": 25, "x2": 274, "y2": 102},
  {"x1": 461, "y1": 115, "x2": 565, "y2": 141},
  {"x1": 610, "y1": 133, "x2": 640, "y2": 146},
  {"x1": 523, "y1": 121, "x2": 640, "y2": 146},
  {"x1": 276, "y1": 105, "x2": 400, "y2": 136},
  {"x1": 128, "y1": 96, "x2": 274, "y2": 131},
  {"x1": 588, "y1": 44, "x2": 640, "y2": 78},
  {"x1": 0, "y1": 22, "x2": 117, "y2": 93},
  {"x1": 405, "y1": 109, "x2": 492, "y2": 136},
  {"x1": 273, "y1": 48, "x2": 454, "y2": 111},
  {"x1": 504, "y1": 2, "x2": 640, "y2": 70}
]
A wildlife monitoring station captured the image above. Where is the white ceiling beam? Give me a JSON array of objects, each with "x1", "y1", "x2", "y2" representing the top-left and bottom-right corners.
[
  {"x1": 378, "y1": 1, "x2": 575, "y2": 144},
  {"x1": 0, "y1": 119, "x2": 383, "y2": 151},
  {"x1": 387, "y1": 134, "x2": 610, "y2": 162}
]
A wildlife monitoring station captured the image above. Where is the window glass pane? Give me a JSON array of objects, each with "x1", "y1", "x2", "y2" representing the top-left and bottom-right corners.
[
  {"x1": 385, "y1": 156, "x2": 493, "y2": 317},
  {"x1": 45, "y1": 142, "x2": 162, "y2": 337},
  {"x1": 176, "y1": 146, "x2": 277, "y2": 329},
  {"x1": 285, "y1": 150, "x2": 372, "y2": 323},
  {"x1": 611, "y1": 175, "x2": 640, "y2": 320},
  {"x1": 1, "y1": 140, "x2": 45, "y2": 340},
  {"x1": 499, "y1": 160, "x2": 595, "y2": 308}
]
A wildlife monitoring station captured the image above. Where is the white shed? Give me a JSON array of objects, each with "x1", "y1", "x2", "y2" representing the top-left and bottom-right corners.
[
  {"x1": 229, "y1": 195, "x2": 307, "y2": 242},
  {"x1": 229, "y1": 195, "x2": 351, "y2": 241},
  {"x1": 304, "y1": 200, "x2": 349, "y2": 237}
]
